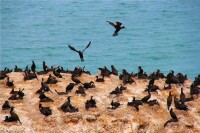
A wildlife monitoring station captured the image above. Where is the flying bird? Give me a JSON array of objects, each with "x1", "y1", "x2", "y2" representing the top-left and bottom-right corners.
[
  {"x1": 68, "y1": 41, "x2": 91, "y2": 62},
  {"x1": 106, "y1": 21, "x2": 126, "y2": 36}
]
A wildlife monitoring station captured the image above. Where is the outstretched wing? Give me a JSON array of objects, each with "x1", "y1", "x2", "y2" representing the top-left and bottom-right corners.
[
  {"x1": 82, "y1": 41, "x2": 91, "y2": 53},
  {"x1": 116, "y1": 21, "x2": 122, "y2": 26},
  {"x1": 106, "y1": 21, "x2": 116, "y2": 28},
  {"x1": 68, "y1": 45, "x2": 79, "y2": 53}
]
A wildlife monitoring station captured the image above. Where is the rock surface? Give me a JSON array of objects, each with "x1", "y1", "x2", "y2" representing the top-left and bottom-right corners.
[{"x1": 0, "y1": 72, "x2": 200, "y2": 133}]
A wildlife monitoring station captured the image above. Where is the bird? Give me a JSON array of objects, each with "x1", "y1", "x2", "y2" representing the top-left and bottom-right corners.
[
  {"x1": 71, "y1": 75, "x2": 81, "y2": 84},
  {"x1": 180, "y1": 88, "x2": 186, "y2": 104},
  {"x1": 167, "y1": 92, "x2": 172, "y2": 110},
  {"x1": 6, "y1": 77, "x2": 14, "y2": 87},
  {"x1": 2, "y1": 100, "x2": 11, "y2": 110},
  {"x1": 14, "y1": 65, "x2": 23, "y2": 72},
  {"x1": 106, "y1": 21, "x2": 126, "y2": 36},
  {"x1": 68, "y1": 41, "x2": 91, "y2": 62},
  {"x1": 141, "y1": 90, "x2": 151, "y2": 103},
  {"x1": 164, "y1": 108, "x2": 178, "y2": 127},
  {"x1": 10, "y1": 107, "x2": 22, "y2": 124},
  {"x1": 39, "y1": 103, "x2": 52, "y2": 116},
  {"x1": 111, "y1": 100, "x2": 120, "y2": 109},
  {"x1": 149, "y1": 78, "x2": 155, "y2": 86},
  {"x1": 31, "y1": 61, "x2": 36, "y2": 72},
  {"x1": 60, "y1": 96, "x2": 72, "y2": 111},
  {"x1": 53, "y1": 68, "x2": 63, "y2": 78},
  {"x1": 111, "y1": 65, "x2": 118, "y2": 76},
  {"x1": 95, "y1": 76, "x2": 104, "y2": 82}
]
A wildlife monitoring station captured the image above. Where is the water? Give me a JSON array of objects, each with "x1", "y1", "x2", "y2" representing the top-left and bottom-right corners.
[{"x1": 1, "y1": 0, "x2": 200, "y2": 79}]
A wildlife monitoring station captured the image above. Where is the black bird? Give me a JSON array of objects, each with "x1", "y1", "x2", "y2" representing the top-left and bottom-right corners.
[
  {"x1": 53, "y1": 68, "x2": 63, "y2": 78},
  {"x1": 41, "y1": 78, "x2": 53, "y2": 93},
  {"x1": 75, "y1": 86, "x2": 86, "y2": 95},
  {"x1": 83, "y1": 81, "x2": 95, "y2": 89},
  {"x1": 71, "y1": 75, "x2": 81, "y2": 84},
  {"x1": 149, "y1": 78, "x2": 155, "y2": 86},
  {"x1": 66, "y1": 83, "x2": 75, "y2": 93},
  {"x1": 14, "y1": 65, "x2": 23, "y2": 72},
  {"x1": 167, "y1": 92, "x2": 172, "y2": 110},
  {"x1": 31, "y1": 61, "x2": 36, "y2": 72},
  {"x1": 110, "y1": 86, "x2": 122, "y2": 95},
  {"x1": 180, "y1": 88, "x2": 186, "y2": 104},
  {"x1": 10, "y1": 107, "x2": 22, "y2": 124},
  {"x1": 68, "y1": 41, "x2": 91, "y2": 62},
  {"x1": 164, "y1": 108, "x2": 178, "y2": 127},
  {"x1": 6, "y1": 77, "x2": 14, "y2": 87},
  {"x1": 106, "y1": 21, "x2": 126, "y2": 36},
  {"x1": 132, "y1": 97, "x2": 143, "y2": 105},
  {"x1": 39, "y1": 92, "x2": 54, "y2": 102},
  {"x1": 46, "y1": 74, "x2": 58, "y2": 84},
  {"x1": 155, "y1": 69, "x2": 165, "y2": 79},
  {"x1": 174, "y1": 96, "x2": 188, "y2": 110},
  {"x1": 43, "y1": 61, "x2": 48, "y2": 72},
  {"x1": 60, "y1": 96, "x2": 72, "y2": 111},
  {"x1": 137, "y1": 66, "x2": 144, "y2": 77},
  {"x1": 4, "y1": 116, "x2": 14, "y2": 122},
  {"x1": 10, "y1": 88, "x2": 19, "y2": 94},
  {"x1": 147, "y1": 99, "x2": 160, "y2": 106},
  {"x1": 141, "y1": 90, "x2": 151, "y2": 103},
  {"x1": 98, "y1": 66, "x2": 111, "y2": 77},
  {"x1": 95, "y1": 76, "x2": 104, "y2": 82},
  {"x1": 127, "y1": 98, "x2": 141, "y2": 111},
  {"x1": 111, "y1": 100, "x2": 120, "y2": 109},
  {"x1": 39, "y1": 103, "x2": 52, "y2": 116},
  {"x1": 85, "y1": 96, "x2": 97, "y2": 110},
  {"x1": 111, "y1": 65, "x2": 118, "y2": 76},
  {"x1": 2, "y1": 100, "x2": 11, "y2": 110}
]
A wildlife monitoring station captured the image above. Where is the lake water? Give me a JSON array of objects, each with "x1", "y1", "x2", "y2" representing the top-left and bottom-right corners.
[{"x1": 1, "y1": 0, "x2": 200, "y2": 79}]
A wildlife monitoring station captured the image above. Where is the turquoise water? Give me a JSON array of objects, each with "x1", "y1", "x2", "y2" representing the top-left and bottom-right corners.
[{"x1": 1, "y1": 0, "x2": 200, "y2": 79}]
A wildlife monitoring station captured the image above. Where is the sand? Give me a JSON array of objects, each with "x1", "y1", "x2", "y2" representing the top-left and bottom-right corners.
[{"x1": 0, "y1": 72, "x2": 200, "y2": 133}]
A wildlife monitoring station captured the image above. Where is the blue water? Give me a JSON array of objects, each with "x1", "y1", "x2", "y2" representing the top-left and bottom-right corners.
[{"x1": 1, "y1": 0, "x2": 200, "y2": 79}]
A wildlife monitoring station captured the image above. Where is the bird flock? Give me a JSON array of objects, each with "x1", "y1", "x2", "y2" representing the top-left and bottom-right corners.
[
  {"x1": 1, "y1": 61, "x2": 200, "y2": 129},
  {"x1": 0, "y1": 21, "x2": 200, "y2": 131}
]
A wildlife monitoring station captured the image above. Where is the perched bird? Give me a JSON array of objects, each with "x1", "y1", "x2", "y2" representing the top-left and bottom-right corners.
[
  {"x1": 60, "y1": 96, "x2": 72, "y2": 111},
  {"x1": 96, "y1": 76, "x2": 104, "y2": 82},
  {"x1": 147, "y1": 99, "x2": 159, "y2": 106},
  {"x1": 85, "y1": 96, "x2": 97, "y2": 110},
  {"x1": 106, "y1": 21, "x2": 126, "y2": 36},
  {"x1": 2, "y1": 100, "x2": 11, "y2": 110},
  {"x1": 71, "y1": 75, "x2": 81, "y2": 84},
  {"x1": 83, "y1": 81, "x2": 95, "y2": 89},
  {"x1": 6, "y1": 77, "x2": 14, "y2": 87},
  {"x1": 39, "y1": 103, "x2": 52, "y2": 116},
  {"x1": 31, "y1": 61, "x2": 36, "y2": 72},
  {"x1": 75, "y1": 86, "x2": 86, "y2": 95},
  {"x1": 141, "y1": 90, "x2": 151, "y2": 103},
  {"x1": 14, "y1": 65, "x2": 23, "y2": 72},
  {"x1": 167, "y1": 92, "x2": 172, "y2": 110},
  {"x1": 68, "y1": 41, "x2": 91, "y2": 62},
  {"x1": 111, "y1": 100, "x2": 120, "y2": 109},
  {"x1": 10, "y1": 107, "x2": 22, "y2": 124},
  {"x1": 164, "y1": 108, "x2": 178, "y2": 127},
  {"x1": 111, "y1": 65, "x2": 118, "y2": 76},
  {"x1": 180, "y1": 88, "x2": 186, "y2": 104},
  {"x1": 66, "y1": 83, "x2": 75, "y2": 93}
]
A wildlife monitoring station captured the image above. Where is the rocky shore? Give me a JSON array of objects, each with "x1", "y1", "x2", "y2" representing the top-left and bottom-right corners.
[{"x1": 0, "y1": 70, "x2": 200, "y2": 133}]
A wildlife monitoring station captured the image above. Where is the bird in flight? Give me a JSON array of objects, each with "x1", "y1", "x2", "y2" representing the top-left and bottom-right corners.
[
  {"x1": 106, "y1": 21, "x2": 126, "y2": 36},
  {"x1": 68, "y1": 41, "x2": 91, "y2": 62}
]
